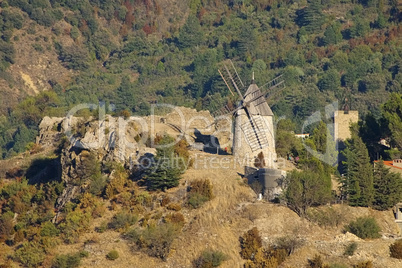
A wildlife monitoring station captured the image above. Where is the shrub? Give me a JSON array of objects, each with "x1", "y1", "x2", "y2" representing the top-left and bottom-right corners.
[
  {"x1": 344, "y1": 242, "x2": 357, "y2": 256},
  {"x1": 164, "y1": 212, "x2": 185, "y2": 227},
  {"x1": 187, "y1": 179, "x2": 213, "y2": 209},
  {"x1": 308, "y1": 254, "x2": 327, "y2": 268},
  {"x1": 275, "y1": 235, "x2": 304, "y2": 255},
  {"x1": 390, "y1": 239, "x2": 402, "y2": 259},
  {"x1": 189, "y1": 179, "x2": 213, "y2": 200},
  {"x1": 344, "y1": 217, "x2": 381, "y2": 239},
  {"x1": 161, "y1": 195, "x2": 171, "y2": 206},
  {"x1": 40, "y1": 221, "x2": 60, "y2": 237},
  {"x1": 14, "y1": 241, "x2": 46, "y2": 267},
  {"x1": 106, "y1": 250, "x2": 119, "y2": 260},
  {"x1": 79, "y1": 250, "x2": 89, "y2": 258},
  {"x1": 188, "y1": 192, "x2": 209, "y2": 209},
  {"x1": 96, "y1": 221, "x2": 108, "y2": 233},
  {"x1": 59, "y1": 209, "x2": 91, "y2": 244},
  {"x1": 245, "y1": 248, "x2": 280, "y2": 268},
  {"x1": 124, "y1": 222, "x2": 181, "y2": 260},
  {"x1": 239, "y1": 227, "x2": 262, "y2": 260},
  {"x1": 0, "y1": 211, "x2": 15, "y2": 242},
  {"x1": 307, "y1": 207, "x2": 345, "y2": 227},
  {"x1": 105, "y1": 164, "x2": 128, "y2": 198},
  {"x1": 108, "y1": 211, "x2": 138, "y2": 231},
  {"x1": 353, "y1": 260, "x2": 373, "y2": 268},
  {"x1": 52, "y1": 253, "x2": 81, "y2": 268},
  {"x1": 194, "y1": 249, "x2": 228, "y2": 268},
  {"x1": 166, "y1": 202, "x2": 181, "y2": 211}
]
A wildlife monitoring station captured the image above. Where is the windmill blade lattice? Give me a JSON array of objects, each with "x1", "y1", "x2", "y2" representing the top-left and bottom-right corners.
[
  {"x1": 241, "y1": 116, "x2": 269, "y2": 151},
  {"x1": 218, "y1": 60, "x2": 245, "y2": 99}
]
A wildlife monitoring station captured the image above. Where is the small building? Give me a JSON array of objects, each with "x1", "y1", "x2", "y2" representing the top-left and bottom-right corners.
[
  {"x1": 295, "y1": 133, "x2": 309, "y2": 139},
  {"x1": 374, "y1": 159, "x2": 402, "y2": 175},
  {"x1": 245, "y1": 166, "x2": 286, "y2": 201}
]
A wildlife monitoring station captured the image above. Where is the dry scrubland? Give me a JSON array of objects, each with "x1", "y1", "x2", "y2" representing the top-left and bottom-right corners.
[{"x1": 11, "y1": 152, "x2": 397, "y2": 268}]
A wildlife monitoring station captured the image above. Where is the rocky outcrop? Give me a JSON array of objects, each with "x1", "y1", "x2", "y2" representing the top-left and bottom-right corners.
[
  {"x1": 36, "y1": 107, "x2": 227, "y2": 210},
  {"x1": 37, "y1": 115, "x2": 157, "y2": 210}
]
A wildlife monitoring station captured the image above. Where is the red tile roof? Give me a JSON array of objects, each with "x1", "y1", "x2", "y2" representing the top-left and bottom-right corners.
[{"x1": 374, "y1": 160, "x2": 402, "y2": 170}]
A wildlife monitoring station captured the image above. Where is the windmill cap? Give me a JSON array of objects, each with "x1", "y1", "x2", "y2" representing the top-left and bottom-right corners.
[{"x1": 243, "y1": 84, "x2": 273, "y2": 116}]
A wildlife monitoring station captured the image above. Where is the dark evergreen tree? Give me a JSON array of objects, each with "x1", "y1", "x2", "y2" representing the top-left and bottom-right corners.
[
  {"x1": 322, "y1": 22, "x2": 342, "y2": 46},
  {"x1": 284, "y1": 169, "x2": 332, "y2": 217},
  {"x1": 342, "y1": 130, "x2": 374, "y2": 207},
  {"x1": 192, "y1": 49, "x2": 219, "y2": 98},
  {"x1": 144, "y1": 135, "x2": 182, "y2": 191},
  {"x1": 373, "y1": 160, "x2": 402, "y2": 210},
  {"x1": 177, "y1": 15, "x2": 203, "y2": 49},
  {"x1": 318, "y1": 69, "x2": 341, "y2": 91},
  {"x1": 382, "y1": 93, "x2": 402, "y2": 150},
  {"x1": 237, "y1": 22, "x2": 257, "y2": 59},
  {"x1": 375, "y1": 12, "x2": 387, "y2": 29},
  {"x1": 351, "y1": 17, "x2": 370, "y2": 38},
  {"x1": 359, "y1": 113, "x2": 387, "y2": 161},
  {"x1": 297, "y1": 0, "x2": 325, "y2": 33}
]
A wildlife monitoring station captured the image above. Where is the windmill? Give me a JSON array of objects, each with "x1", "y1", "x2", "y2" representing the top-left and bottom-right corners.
[{"x1": 213, "y1": 60, "x2": 285, "y2": 168}]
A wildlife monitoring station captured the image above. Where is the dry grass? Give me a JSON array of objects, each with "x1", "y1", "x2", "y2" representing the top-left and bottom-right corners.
[{"x1": 4, "y1": 151, "x2": 401, "y2": 268}]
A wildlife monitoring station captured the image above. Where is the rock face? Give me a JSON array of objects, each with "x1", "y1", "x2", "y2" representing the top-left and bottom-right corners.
[
  {"x1": 36, "y1": 116, "x2": 65, "y2": 148},
  {"x1": 36, "y1": 107, "x2": 229, "y2": 210},
  {"x1": 37, "y1": 115, "x2": 157, "y2": 210}
]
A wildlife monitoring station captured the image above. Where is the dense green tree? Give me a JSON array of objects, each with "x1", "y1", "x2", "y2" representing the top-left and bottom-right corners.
[
  {"x1": 351, "y1": 17, "x2": 370, "y2": 38},
  {"x1": 144, "y1": 135, "x2": 183, "y2": 191},
  {"x1": 359, "y1": 113, "x2": 386, "y2": 160},
  {"x1": 308, "y1": 121, "x2": 338, "y2": 168},
  {"x1": 283, "y1": 169, "x2": 332, "y2": 217},
  {"x1": 322, "y1": 22, "x2": 342, "y2": 46},
  {"x1": 192, "y1": 49, "x2": 219, "y2": 98},
  {"x1": 56, "y1": 44, "x2": 90, "y2": 71},
  {"x1": 318, "y1": 69, "x2": 341, "y2": 91},
  {"x1": 382, "y1": 93, "x2": 402, "y2": 150},
  {"x1": 330, "y1": 51, "x2": 349, "y2": 72},
  {"x1": 177, "y1": 14, "x2": 203, "y2": 49},
  {"x1": 284, "y1": 50, "x2": 305, "y2": 67},
  {"x1": 12, "y1": 125, "x2": 36, "y2": 153},
  {"x1": 297, "y1": 0, "x2": 325, "y2": 33},
  {"x1": 349, "y1": 45, "x2": 372, "y2": 65},
  {"x1": 275, "y1": 119, "x2": 303, "y2": 158},
  {"x1": 0, "y1": 39, "x2": 15, "y2": 70},
  {"x1": 373, "y1": 160, "x2": 402, "y2": 210},
  {"x1": 342, "y1": 130, "x2": 374, "y2": 207},
  {"x1": 375, "y1": 12, "x2": 387, "y2": 29},
  {"x1": 238, "y1": 22, "x2": 257, "y2": 59}
]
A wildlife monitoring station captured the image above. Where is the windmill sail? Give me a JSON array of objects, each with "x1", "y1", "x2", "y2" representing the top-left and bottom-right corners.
[
  {"x1": 241, "y1": 116, "x2": 269, "y2": 151},
  {"x1": 218, "y1": 60, "x2": 245, "y2": 99}
]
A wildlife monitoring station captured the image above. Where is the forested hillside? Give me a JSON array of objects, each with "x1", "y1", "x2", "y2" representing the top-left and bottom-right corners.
[{"x1": 0, "y1": 0, "x2": 401, "y2": 158}]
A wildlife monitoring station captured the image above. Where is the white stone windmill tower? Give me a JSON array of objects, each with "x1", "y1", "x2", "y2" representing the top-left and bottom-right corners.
[{"x1": 214, "y1": 60, "x2": 285, "y2": 168}]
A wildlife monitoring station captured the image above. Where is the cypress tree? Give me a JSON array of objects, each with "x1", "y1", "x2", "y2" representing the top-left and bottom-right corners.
[
  {"x1": 342, "y1": 132, "x2": 374, "y2": 207},
  {"x1": 144, "y1": 135, "x2": 182, "y2": 191},
  {"x1": 373, "y1": 160, "x2": 402, "y2": 210}
]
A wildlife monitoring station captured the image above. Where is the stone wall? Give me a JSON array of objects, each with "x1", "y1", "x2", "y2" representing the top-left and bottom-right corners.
[{"x1": 334, "y1": 110, "x2": 359, "y2": 142}]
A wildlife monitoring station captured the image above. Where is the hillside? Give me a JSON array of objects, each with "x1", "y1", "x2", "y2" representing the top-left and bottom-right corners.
[
  {"x1": 1, "y1": 108, "x2": 402, "y2": 267},
  {"x1": 0, "y1": 0, "x2": 401, "y2": 158},
  {"x1": 1, "y1": 149, "x2": 402, "y2": 267},
  {"x1": 1, "y1": 0, "x2": 402, "y2": 267}
]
